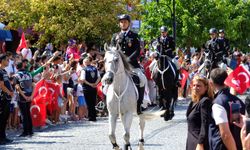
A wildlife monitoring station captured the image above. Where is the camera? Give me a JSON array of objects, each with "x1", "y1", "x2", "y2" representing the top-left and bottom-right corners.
[
  {"x1": 230, "y1": 103, "x2": 241, "y2": 123},
  {"x1": 246, "y1": 118, "x2": 250, "y2": 135}
]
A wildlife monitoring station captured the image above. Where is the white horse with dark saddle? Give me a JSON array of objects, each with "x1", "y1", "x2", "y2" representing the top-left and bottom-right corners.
[{"x1": 102, "y1": 44, "x2": 145, "y2": 150}]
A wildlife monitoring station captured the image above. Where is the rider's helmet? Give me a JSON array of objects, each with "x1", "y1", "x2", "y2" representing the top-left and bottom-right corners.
[
  {"x1": 118, "y1": 14, "x2": 131, "y2": 22},
  {"x1": 160, "y1": 26, "x2": 168, "y2": 32},
  {"x1": 209, "y1": 28, "x2": 217, "y2": 34},
  {"x1": 219, "y1": 29, "x2": 224, "y2": 33}
]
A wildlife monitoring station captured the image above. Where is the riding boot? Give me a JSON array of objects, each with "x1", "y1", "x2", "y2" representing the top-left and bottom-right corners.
[{"x1": 137, "y1": 86, "x2": 145, "y2": 115}]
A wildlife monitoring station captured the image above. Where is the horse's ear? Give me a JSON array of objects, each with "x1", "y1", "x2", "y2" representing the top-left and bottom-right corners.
[
  {"x1": 104, "y1": 43, "x2": 110, "y2": 51},
  {"x1": 116, "y1": 43, "x2": 121, "y2": 51}
]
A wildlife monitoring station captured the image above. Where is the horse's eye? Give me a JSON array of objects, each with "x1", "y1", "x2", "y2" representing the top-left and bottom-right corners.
[{"x1": 114, "y1": 57, "x2": 118, "y2": 62}]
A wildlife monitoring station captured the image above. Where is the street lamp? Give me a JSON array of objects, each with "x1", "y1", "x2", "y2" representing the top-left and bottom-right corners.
[{"x1": 156, "y1": 0, "x2": 176, "y2": 48}]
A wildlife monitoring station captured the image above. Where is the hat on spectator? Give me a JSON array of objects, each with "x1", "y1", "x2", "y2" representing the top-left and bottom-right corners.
[{"x1": 68, "y1": 39, "x2": 76, "y2": 46}]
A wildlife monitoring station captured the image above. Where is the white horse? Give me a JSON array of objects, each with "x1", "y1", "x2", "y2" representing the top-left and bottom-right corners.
[{"x1": 102, "y1": 44, "x2": 145, "y2": 150}]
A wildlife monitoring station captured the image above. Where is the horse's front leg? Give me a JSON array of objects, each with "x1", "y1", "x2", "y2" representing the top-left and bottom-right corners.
[
  {"x1": 121, "y1": 112, "x2": 133, "y2": 150},
  {"x1": 109, "y1": 113, "x2": 120, "y2": 150},
  {"x1": 138, "y1": 115, "x2": 145, "y2": 150}
]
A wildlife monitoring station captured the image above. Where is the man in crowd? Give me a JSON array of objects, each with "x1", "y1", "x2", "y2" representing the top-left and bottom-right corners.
[
  {"x1": 21, "y1": 40, "x2": 33, "y2": 62},
  {"x1": 209, "y1": 68, "x2": 245, "y2": 150},
  {"x1": 14, "y1": 61, "x2": 34, "y2": 137},
  {"x1": 0, "y1": 54, "x2": 14, "y2": 145},
  {"x1": 111, "y1": 14, "x2": 147, "y2": 115}
]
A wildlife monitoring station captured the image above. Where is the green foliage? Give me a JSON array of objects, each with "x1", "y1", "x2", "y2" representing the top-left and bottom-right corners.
[
  {"x1": 0, "y1": 0, "x2": 127, "y2": 47},
  {"x1": 140, "y1": 0, "x2": 250, "y2": 52}
]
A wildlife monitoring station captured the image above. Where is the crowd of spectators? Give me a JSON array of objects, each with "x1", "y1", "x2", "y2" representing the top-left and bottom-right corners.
[{"x1": 0, "y1": 38, "x2": 249, "y2": 148}]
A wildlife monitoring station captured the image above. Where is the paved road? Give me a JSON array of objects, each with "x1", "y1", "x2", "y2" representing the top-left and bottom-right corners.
[{"x1": 1, "y1": 95, "x2": 247, "y2": 150}]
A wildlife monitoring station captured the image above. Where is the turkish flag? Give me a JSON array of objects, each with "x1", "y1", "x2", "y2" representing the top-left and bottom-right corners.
[
  {"x1": 16, "y1": 32, "x2": 27, "y2": 54},
  {"x1": 31, "y1": 79, "x2": 60, "y2": 126},
  {"x1": 46, "y1": 82, "x2": 60, "y2": 114},
  {"x1": 97, "y1": 82, "x2": 104, "y2": 100},
  {"x1": 31, "y1": 79, "x2": 46, "y2": 127},
  {"x1": 180, "y1": 69, "x2": 189, "y2": 89},
  {"x1": 30, "y1": 96, "x2": 46, "y2": 127},
  {"x1": 224, "y1": 65, "x2": 250, "y2": 94}
]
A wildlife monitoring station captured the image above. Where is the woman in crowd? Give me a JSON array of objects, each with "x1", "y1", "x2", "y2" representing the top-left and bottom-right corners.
[{"x1": 186, "y1": 75, "x2": 214, "y2": 150}]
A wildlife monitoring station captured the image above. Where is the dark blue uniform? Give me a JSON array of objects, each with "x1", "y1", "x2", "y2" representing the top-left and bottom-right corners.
[
  {"x1": 111, "y1": 30, "x2": 141, "y2": 68},
  {"x1": 205, "y1": 38, "x2": 225, "y2": 68},
  {"x1": 82, "y1": 65, "x2": 98, "y2": 121},
  {"x1": 14, "y1": 69, "x2": 33, "y2": 136},
  {"x1": 218, "y1": 37, "x2": 230, "y2": 57},
  {"x1": 0, "y1": 68, "x2": 13, "y2": 141},
  {"x1": 209, "y1": 88, "x2": 245, "y2": 150},
  {"x1": 156, "y1": 36, "x2": 175, "y2": 59}
]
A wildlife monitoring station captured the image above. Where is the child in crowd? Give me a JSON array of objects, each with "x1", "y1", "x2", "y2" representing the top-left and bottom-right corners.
[
  {"x1": 76, "y1": 82, "x2": 88, "y2": 120},
  {"x1": 54, "y1": 74, "x2": 67, "y2": 124},
  {"x1": 7, "y1": 77, "x2": 20, "y2": 130}
]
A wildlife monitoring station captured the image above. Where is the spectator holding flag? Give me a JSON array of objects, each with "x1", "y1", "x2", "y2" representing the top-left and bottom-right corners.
[{"x1": 209, "y1": 68, "x2": 245, "y2": 150}]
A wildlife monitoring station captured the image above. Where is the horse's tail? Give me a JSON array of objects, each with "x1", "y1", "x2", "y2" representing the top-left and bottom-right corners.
[{"x1": 138, "y1": 107, "x2": 165, "y2": 120}]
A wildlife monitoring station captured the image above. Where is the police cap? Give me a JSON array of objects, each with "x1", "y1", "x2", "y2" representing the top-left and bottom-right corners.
[
  {"x1": 219, "y1": 29, "x2": 224, "y2": 33},
  {"x1": 160, "y1": 26, "x2": 168, "y2": 32},
  {"x1": 118, "y1": 14, "x2": 131, "y2": 22},
  {"x1": 209, "y1": 28, "x2": 217, "y2": 34}
]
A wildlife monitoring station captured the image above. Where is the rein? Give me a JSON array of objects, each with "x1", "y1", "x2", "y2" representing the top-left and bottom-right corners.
[{"x1": 152, "y1": 56, "x2": 176, "y2": 90}]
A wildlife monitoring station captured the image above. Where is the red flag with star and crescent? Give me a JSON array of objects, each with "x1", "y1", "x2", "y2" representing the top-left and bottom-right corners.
[
  {"x1": 180, "y1": 69, "x2": 189, "y2": 89},
  {"x1": 224, "y1": 65, "x2": 250, "y2": 94},
  {"x1": 16, "y1": 32, "x2": 27, "y2": 54},
  {"x1": 30, "y1": 79, "x2": 47, "y2": 127},
  {"x1": 30, "y1": 79, "x2": 60, "y2": 127}
]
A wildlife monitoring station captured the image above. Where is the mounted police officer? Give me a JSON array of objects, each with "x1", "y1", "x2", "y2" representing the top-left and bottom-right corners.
[
  {"x1": 218, "y1": 29, "x2": 230, "y2": 57},
  {"x1": 155, "y1": 26, "x2": 175, "y2": 59},
  {"x1": 111, "y1": 14, "x2": 146, "y2": 115},
  {"x1": 205, "y1": 28, "x2": 223, "y2": 69},
  {"x1": 151, "y1": 26, "x2": 180, "y2": 86}
]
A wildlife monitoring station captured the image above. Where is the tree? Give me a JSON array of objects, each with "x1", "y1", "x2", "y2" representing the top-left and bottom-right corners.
[
  {"x1": 140, "y1": 0, "x2": 250, "y2": 52},
  {"x1": 0, "y1": 0, "x2": 129, "y2": 47}
]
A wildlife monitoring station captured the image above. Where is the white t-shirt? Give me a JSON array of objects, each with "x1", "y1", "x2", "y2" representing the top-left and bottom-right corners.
[
  {"x1": 21, "y1": 48, "x2": 32, "y2": 61},
  {"x1": 71, "y1": 72, "x2": 78, "y2": 85},
  {"x1": 76, "y1": 64, "x2": 83, "y2": 76},
  {"x1": 212, "y1": 103, "x2": 228, "y2": 125},
  {"x1": 5, "y1": 59, "x2": 17, "y2": 76},
  {"x1": 76, "y1": 84, "x2": 84, "y2": 96}
]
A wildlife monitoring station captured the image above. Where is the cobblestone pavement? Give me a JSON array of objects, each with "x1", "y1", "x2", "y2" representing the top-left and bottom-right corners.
[{"x1": 1, "y1": 95, "x2": 247, "y2": 150}]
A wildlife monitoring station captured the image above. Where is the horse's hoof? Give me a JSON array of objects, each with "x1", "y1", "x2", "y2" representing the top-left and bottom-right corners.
[
  {"x1": 164, "y1": 115, "x2": 170, "y2": 121},
  {"x1": 138, "y1": 139, "x2": 144, "y2": 150},
  {"x1": 137, "y1": 144, "x2": 144, "y2": 150},
  {"x1": 139, "y1": 139, "x2": 144, "y2": 145},
  {"x1": 113, "y1": 147, "x2": 121, "y2": 150},
  {"x1": 112, "y1": 143, "x2": 120, "y2": 150},
  {"x1": 169, "y1": 113, "x2": 175, "y2": 120},
  {"x1": 124, "y1": 143, "x2": 132, "y2": 150}
]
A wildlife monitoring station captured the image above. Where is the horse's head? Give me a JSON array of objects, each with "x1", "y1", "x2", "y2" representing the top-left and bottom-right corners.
[{"x1": 103, "y1": 43, "x2": 131, "y2": 85}]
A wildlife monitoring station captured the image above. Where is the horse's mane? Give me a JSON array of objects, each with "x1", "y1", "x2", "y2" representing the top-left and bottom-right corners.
[{"x1": 113, "y1": 48, "x2": 132, "y2": 72}]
